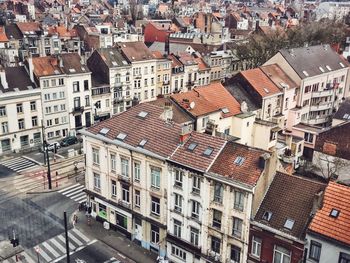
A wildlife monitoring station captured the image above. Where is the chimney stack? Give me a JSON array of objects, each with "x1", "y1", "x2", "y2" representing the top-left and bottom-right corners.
[
  {"x1": 0, "y1": 67, "x2": 8, "y2": 90},
  {"x1": 161, "y1": 100, "x2": 173, "y2": 122},
  {"x1": 179, "y1": 124, "x2": 192, "y2": 145}
]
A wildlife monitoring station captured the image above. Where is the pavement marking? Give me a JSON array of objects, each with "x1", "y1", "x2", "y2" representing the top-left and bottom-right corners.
[
  {"x1": 58, "y1": 183, "x2": 80, "y2": 193},
  {"x1": 50, "y1": 237, "x2": 67, "y2": 254},
  {"x1": 69, "y1": 191, "x2": 86, "y2": 200},
  {"x1": 38, "y1": 246, "x2": 52, "y2": 262},
  {"x1": 42, "y1": 241, "x2": 60, "y2": 258},
  {"x1": 57, "y1": 234, "x2": 76, "y2": 251},
  {"x1": 72, "y1": 228, "x2": 90, "y2": 243},
  {"x1": 69, "y1": 231, "x2": 84, "y2": 247},
  {"x1": 74, "y1": 195, "x2": 86, "y2": 203},
  {"x1": 56, "y1": 154, "x2": 65, "y2": 159},
  {"x1": 22, "y1": 251, "x2": 36, "y2": 263},
  {"x1": 118, "y1": 253, "x2": 126, "y2": 259},
  {"x1": 51, "y1": 239, "x2": 97, "y2": 263},
  {"x1": 65, "y1": 186, "x2": 85, "y2": 197},
  {"x1": 0, "y1": 157, "x2": 39, "y2": 172}
]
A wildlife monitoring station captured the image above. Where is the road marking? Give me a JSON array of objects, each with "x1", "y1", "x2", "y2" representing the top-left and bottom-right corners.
[
  {"x1": 22, "y1": 251, "x2": 36, "y2": 263},
  {"x1": 51, "y1": 239, "x2": 97, "y2": 263},
  {"x1": 69, "y1": 231, "x2": 84, "y2": 246},
  {"x1": 69, "y1": 191, "x2": 86, "y2": 200},
  {"x1": 58, "y1": 183, "x2": 80, "y2": 193},
  {"x1": 65, "y1": 186, "x2": 85, "y2": 197},
  {"x1": 42, "y1": 241, "x2": 60, "y2": 258},
  {"x1": 57, "y1": 234, "x2": 75, "y2": 250},
  {"x1": 38, "y1": 246, "x2": 52, "y2": 262},
  {"x1": 72, "y1": 228, "x2": 90, "y2": 243},
  {"x1": 56, "y1": 154, "x2": 65, "y2": 158},
  {"x1": 50, "y1": 237, "x2": 66, "y2": 253},
  {"x1": 117, "y1": 253, "x2": 126, "y2": 259},
  {"x1": 74, "y1": 195, "x2": 86, "y2": 203}
]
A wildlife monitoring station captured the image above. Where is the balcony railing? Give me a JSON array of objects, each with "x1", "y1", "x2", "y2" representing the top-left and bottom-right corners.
[
  {"x1": 163, "y1": 80, "x2": 170, "y2": 85},
  {"x1": 118, "y1": 199, "x2": 131, "y2": 208},
  {"x1": 118, "y1": 174, "x2": 130, "y2": 183},
  {"x1": 310, "y1": 102, "x2": 333, "y2": 111},
  {"x1": 312, "y1": 89, "x2": 333, "y2": 98},
  {"x1": 72, "y1": 106, "x2": 84, "y2": 113}
]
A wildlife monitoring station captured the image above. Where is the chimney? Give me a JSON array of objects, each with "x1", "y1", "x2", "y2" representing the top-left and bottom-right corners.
[
  {"x1": 311, "y1": 191, "x2": 324, "y2": 215},
  {"x1": 258, "y1": 153, "x2": 271, "y2": 169},
  {"x1": 0, "y1": 68, "x2": 8, "y2": 90},
  {"x1": 161, "y1": 100, "x2": 173, "y2": 122},
  {"x1": 27, "y1": 56, "x2": 34, "y2": 82},
  {"x1": 165, "y1": 35, "x2": 170, "y2": 55},
  {"x1": 179, "y1": 124, "x2": 192, "y2": 145}
]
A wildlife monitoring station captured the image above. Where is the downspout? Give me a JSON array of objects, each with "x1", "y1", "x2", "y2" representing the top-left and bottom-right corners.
[{"x1": 129, "y1": 149, "x2": 134, "y2": 240}]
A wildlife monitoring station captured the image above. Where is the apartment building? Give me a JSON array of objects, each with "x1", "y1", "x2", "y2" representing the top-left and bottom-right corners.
[
  {"x1": 168, "y1": 54, "x2": 186, "y2": 93},
  {"x1": 265, "y1": 44, "x2": 349, "y2": 127},
  {"x1": 178, "y1": 53, "x2": 200, "y2": 91},
  {"x1": 0, "y1": 67, "x2": 42, "y2": 154},
  {"x1": 152, "y1": 51, "x2": 172, "y2": 96}
]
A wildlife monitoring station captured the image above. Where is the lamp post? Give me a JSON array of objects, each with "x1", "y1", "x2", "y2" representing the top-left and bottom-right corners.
[
  {"x1": 35, "y1": 246, "x2": 40, "y2": 263},
  {"x1": 41, "y1": 120, "x2": 46, "y2": 165}
]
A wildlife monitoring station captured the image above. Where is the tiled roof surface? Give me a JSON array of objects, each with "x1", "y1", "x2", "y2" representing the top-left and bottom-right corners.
[
  {"x1": 0, "y1": 27, "x2": 8, "y2": 42},
  {"x1": 96, "y1": 48, "x2": 129, "y2": 68},
  {"x1": 168, "y1": 54, "x2": 183, "y2": 68},
  {"x1": 16, "y1": 22, "x2": 41, "y2": 34},
  {"x1": 308, "y1": 182, "x2": 350, "y2": 246},
  {"x1": 194, "y1": 57, "x2": 209, "y2": 71},
  {"x1": 260, "y1": 64, "x2": 298, "y2": 90},
  {"x1": 0, "y1": 66, "x2": 36, "y2": 93},
  {"x1": 32, "y1": 56, "x2": 62, "y2": 77},
  {"x1": 170, "y1": 132, "x2": 226, "y2": 172},
  {"x1": 240, "y1": 68, "x2": 281, "y2": 97},
  {"x1": 60, "y1": 53, "x2": 90, "y2": 74},
  {"x1": 209, "y1": 142, "x2": 267, "y2": 186},
  {"x1": 314, "y1": 122, "x2": 350, "y2": 160},
  {"x1": 255, "y1": 172, "x2": 325, "y2": 238},
  {"x1": 5, "y1": 24, "x2": 23, "y2": 40},
  {"x1": 118, "y1": 41, "x2": 154, "y2": 62},
  {"x1": 171, "y1": 82, "x2": 241, "y2": 118},
  {"x1": 334, "y1": 98, "x2": 350, "y2": 120}
]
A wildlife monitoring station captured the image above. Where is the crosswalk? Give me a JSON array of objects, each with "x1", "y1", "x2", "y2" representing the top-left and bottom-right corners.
[
  {"x1": 3, "y1": 229, "x2": 93, "y2": 263},
  {"x1": 0, "y1": 157, "x2": 39, "y2": 173},
  {"x1": 58, "y1": 183, "x2": 86, "y2": 204},
  {"x1": 104, "y1": 257, "x2": 122, "y2": 263}
]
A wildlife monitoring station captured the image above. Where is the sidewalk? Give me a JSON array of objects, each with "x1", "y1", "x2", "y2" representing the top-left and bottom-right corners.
[{"x1": 75, "y1": 210, "x2": 157, "y2": 263}]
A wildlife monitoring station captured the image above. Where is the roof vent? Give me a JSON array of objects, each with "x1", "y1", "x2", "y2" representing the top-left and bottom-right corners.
[
  {"x1": 262, "y1": 211, "x2": 272, "y2": 221},
  {"x1": 116, "y1": 132, "x2": 127, "y2": 141},
  {"x1": 69, "y1": 68, "x2": 76, "y2": 73},
  {"x1": 234, "y1": 156, "x2": 245, "y2": 166},
  {"x1": 112, "y1": 61, "x2": 118, "y2": 66},
  {"x1": 99, "y1": 127, "x2": 110, "y2": 135},
  {"x1": 284, "y1": 218, "x2": 294, "y2": 230},
  {"x1": 330, "y1": 208, "x2": 340, "y2": 218},
  {"x1": 138, "y1": 111, "x2": 148, "y2": 119},
  {"x1": 319, "y1": 67, "x2": 325, "y2": 73},
  {"x1": 139, "y1": 139, "x2": 148, "y2": 147},
  {"x1": 203, "y1": 146, "x2": 214, "y2": 156}
]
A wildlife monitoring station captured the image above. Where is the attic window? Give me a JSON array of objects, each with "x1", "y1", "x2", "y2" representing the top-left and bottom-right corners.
[
  {"x1": 262, "y1": 211, "x2": 272, "y2": 221},
  {"x1": 330, "y1": 208, "x2": 340, "y2": 218},
  {"x1": 99, "y1": 127, "x2": 110, "y2": 136},
  {"x1": 326, "y1": 65, "x2": 332, "y2": 71},
  {"x1": 302, "y1": 70, "x2": 309, "y2": 77},
  {"x1": 263, "y1": 88, "x2": 270, "y2": 93},
  {"x1": 139, "y1": 139, "x2": 148, "y2": 147},
  {"x1": 221, "y1": 107, "x2": 229, "y2": 114},
  {"x1": 69, "y1": 68, "x2": 76, "y2": 73},
  {"x1": 122, "y1": 60, "x2": 128, "y2": 65},
  {"x1": 284, "y1": 218, "x2": 295, "y2": 230},
  {"x1": 319, "y1": 67, "x2": 325, "y2": 73},
  {"x1": 116, "y1": 132, "x2": 127, "y2": 141},
  {"x1": 112, "y1": 61, "x2": 118, "y2": 66},
  {"x1": 54, "y1": 70, "x2": 60, "y2": 74},
  {"x1": 343, "y1": 114, "x2": 350, "y2": 119},
  {"x1": 234, "y1": 156, "x2": 245, "y2": 166},
  {"x1": 187, "y1": 142, "x2": 198, "y2": 151},
  {"x1": 203, "y1": 146, "x2": 214, "y2": 156},
  {"x1": 339, "y1": 62, "x2": 345, "y2": 68},
  {"x1": 138, "y1": 111, "x2": 149, "y2": 119}
]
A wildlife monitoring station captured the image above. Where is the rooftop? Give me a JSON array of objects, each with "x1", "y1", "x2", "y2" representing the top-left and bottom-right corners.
[{"x1": 118, "y1": 42, "x2": 154, "y2": 62}]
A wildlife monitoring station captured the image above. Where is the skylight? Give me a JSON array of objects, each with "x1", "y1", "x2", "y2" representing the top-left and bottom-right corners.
[
  {"x1": 284, "y1": 218, "x2": 295, "y2": 230},
  {"x1": 330, "y1": 208, "x2": 340, "y2": 218},
  {"x1": 302, "y1": 70, "x2": 309, "y2": 77},
  {"x1": 112, "y1": 61, "x2": 118, "y2": 66},
  {"x1": 138, "y1": 111, "x2": 149, "y2": 119},
  {"x1": 262, "y1": 211, "x2": 272, "y2": 221},
  {"x1": 187, "y1": 142, "x2": 198, "y2": 151},
  {"x1": 326, "y1": 65, "x2": 332, "y2": 71},
  {"x1": 139, "y1": 139, "x2": 148, "y2": 147},
  {"x1": 203, "y1": 147, "x2": 214, "y2": 156},
  {"x1": 69, "y1": 68, "x2": 76, "y2": 73},
  {"x1": 343, "y1": 114, "x2": 349, "y2": 119},
  {"x1": 116, "y1": 132, "x2": 127, "y2": 141},
  {"x1": 99, "y1": 127, "x2": 110, "y2": 136},
  {"x1": 319, "y1": 66, "x2": 325, "y2": 73},
  {"x1": 234, "y1": 156, "x2": 245, "y2": 166},
  {"x1": 221, "y1": 107, "x2": 229, "y2": 114},
  {"x1": 263, "y1": 88, "x2": 270, "y2": 93}
]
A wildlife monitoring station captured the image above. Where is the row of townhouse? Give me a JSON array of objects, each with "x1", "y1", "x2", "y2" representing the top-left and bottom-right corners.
[{"x1": 81, "y1": 102, "x2": 278, "y2": 263}]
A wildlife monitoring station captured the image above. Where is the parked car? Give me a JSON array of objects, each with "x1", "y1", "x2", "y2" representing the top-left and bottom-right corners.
[
  {"x1": 44, "y1": 142, "x2": 61, "y2": 152},
  {"x1": 60, "y1": 136, "x2": 78, "y2": 147}
]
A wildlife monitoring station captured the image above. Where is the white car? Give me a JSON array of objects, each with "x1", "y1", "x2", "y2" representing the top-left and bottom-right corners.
[{"x1": 44, "y1": 142, "x2": 61, "y2": 152}]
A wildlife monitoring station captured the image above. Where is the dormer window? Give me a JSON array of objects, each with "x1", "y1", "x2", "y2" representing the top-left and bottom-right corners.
[
  {"x1": 262, "y1": 211, "x2": 272, "y2": 221},
  {"x1": 330, "y1": 208, "x2": 340, "y2": 218},
  {"x1": 284, "y1": 218, "x2": 294, "y2": 230}
]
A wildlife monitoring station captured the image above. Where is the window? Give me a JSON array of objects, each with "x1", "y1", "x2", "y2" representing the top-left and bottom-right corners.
[
  {"x1": 110, "y1": 154, "x2": 116, "y2": 172},
  {"x1": 192, "y1": 176, "x2": 201, "y2": 194},
  {"x1": 191, "y1": 200, "x2": 200, "y2": 219},
  {"x1": 211, "y1": 236, "x2": 221, "y2": 253},
  {"x1": 16, "y1": 103, "x2": 23, "y2": 113},
  {"x1": 213, "y1": 182, "x2": 223, "y2": 203},
  {"x1": 93, "y1": 173, "x2": 101, "y2": 191},
  {"x1": 73, "y1": 81, "x2": 80, "y2": 92},
  {"x1": 151, "y1": 224, "x2": 159, "y2": 244},
  {"x1": 202, "y1": 116, "x2": 209, "y2": 128},
  {"x1": 151, "y1": 196, "x2": 160, "y2": 215},
  {"x1": 43, "y1": 80, "x2": 49, "y2": 87},
  {"x1": 51, "y1": 79, "x2": 56, "y2": 87},
  {"x1": 30, "y1": 101, "x2": 36, "y2": 111},
  {"x1": 134, "y1": 162, "x2": 141, "y2": 182},
  {"x1": 1, "y1": 122, "x2": 8, "y2": 134},
  {"x1": 174, "y1": 169, "x2": 183, "y2": 188},
  {"x1": 61, "y1": 104, "x2": 66, "y2": 111},
  {"x1": 92, "y1": 148, "x2": 100, "y2": 165},
  {"x1": 47, "y1": 119, "x2": 52, "y2": 126},
  {"x1": 32, "y1": 116, "x2": 38, "y2": 127},
  {"x1": 234, "y1": 191, "x2": 244, "y2": 211},
  {"x1": 122, "y1": 184, "x2": 129, "y2": 202},
  {"x1": 0, "y1": 106, "x2": 6, "y2": 116},
  {"x1": 151, "y1": 167, "x2": 160, "y2": 189},
  {"x1": 84, "y1": 80, "x2": 89, "y2": 90},
  {"x1": 135, "y1": 190, "x2": 140, "y2": 207},
  {"x1": 174, "y1": 219, "x2": 182, "y2": 237},
  {"x1": 304, "y1": 132, "x2": 314, "y2": 143},
  {"x1": 55, "y1": 118, "x2": 59, "y2": 125},
  {"x1": 232, "y1": 217, "x2": 243, "y2": 238},
  {"x1": 85, "y1": 95, "x2": 90, "y2": 107},
  {"x1": 174, "y1": 193, "x2": 183, "y2": 213},
  {"x1": 339, "y1": 252, "x2": 350, "y2": 263},
  {"x1": 285, "y1": 98, "x2": 289, "y2": 110},
  {"x1": 252, "y1": 236, "x2": 262, "y2": 259},
  {"x1": 309, "y1": 240, "x2": 321, "y2": 261},
  {"x1": 190, "y1": 227, "x2": 199, "y2": 246},
  {"x1": 121, "y1": 158, "x2": 129, "y2": 177},
  {"x1": 212, "y1": 209, "x2": 222, "y2": 229},
  {"x1": 231, "y1": 245, "x2": 241, "y2": 263},
  {"x1": 18, "y1": 119, "x2": 25, "y2": 130},
  {"x1": 59, "y1": 78, "x2": 64, "y2": 86},
  {"x1": 151, "y1": 66, "x2": 154, "y2": 73},
  {"x1": 111, "y1": 180, "x2": 117, "y2": 198},
  {"x1": 171, "y1": 246, "x2": 186, "y2": 261},
  {"x1": 273, "y1": 245, "x2": 291, "y2": 263}
]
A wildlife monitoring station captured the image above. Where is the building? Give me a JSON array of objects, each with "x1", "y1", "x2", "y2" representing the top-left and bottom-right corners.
[
  {"x1": 0, "y1": 66, "x2": 42, "y2": 154},
  {"x1": 152, "y1": 51, "x2": 172, "y2": 96},
  {"x1": 144, "y1": 22, "x2": 173, "y2": 44},
  {"x1": 249, "y1": 172, "x2": 325, "y2": 263},
  {"x1": 305, "y1": 182, "x2": 350, "y2": 263}
]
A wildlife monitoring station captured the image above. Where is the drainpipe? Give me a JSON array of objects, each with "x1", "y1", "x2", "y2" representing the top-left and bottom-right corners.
[{"x1": 129, "y1": 149, "x2": 134, "y2": 240}]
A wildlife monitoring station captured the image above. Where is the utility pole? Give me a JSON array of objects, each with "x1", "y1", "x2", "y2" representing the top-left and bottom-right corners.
[
  {"x1": 46, "y1": 146, "x2": 52, "y2": 189},
  {"x1": 41, "y1": 120, "x2": 46, "y2": 165},
  {"x1": 64, "y1": 212, "x2": 70, "y2": 263}
]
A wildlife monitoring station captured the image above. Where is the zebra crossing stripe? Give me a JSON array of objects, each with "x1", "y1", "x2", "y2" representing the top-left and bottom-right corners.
[
  {"x1": 69, "y1": 231, "x2": 84, "y2": 246},
  {"x1": 42, "y1": 241, "x2": 60, "y2": 258},
  {"x1": 57, "y1": 234, "x2": 76, "y2": 250},
  {"x1": 72, "y1": 228, "x2": 90, "y2": 243},
  {"x1": 74, "y1": 195, "x2": 86, "y2": 203},
  {"x1": 58, "y1": 183, "x2": 80, "y2": 193},
  {"x1": 38, "y1": 246, "x2": 52, "y2": 262},
  {"x1": 69, "y1": 191, "x2": 86, "y2": 200},
  {"x1": 1, "y1": 157, "x2": 22, "y2": 165},
  {"x1": 65, "y1": 186, "x2": 85, "y2": 197},
  {"x1": 50, "y1": 237, "x2": 67, "y2": 253},
  {"x1": 22, "y1": 251, "x2": 36, "y2": 263}
]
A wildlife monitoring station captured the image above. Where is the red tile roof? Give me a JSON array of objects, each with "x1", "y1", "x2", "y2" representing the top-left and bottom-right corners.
[
  {"x1": 240, "y1": 68, "x2": 282, "y2": 97},
  {"x1": 118, "y1": 41, "x2": 154, "y2": 62},
  {"x1": 16, "y1": 22, "x2": 41, "y2": 34},
  {"x1": 308, "y1": 182, "x2": 350, "y2": 246},
  {"x1": 171, "y1": 82, "x2": 241, "y2": 118},
  {"x1": 32, "y1": 56, "x2": 62, "y2": 77}
]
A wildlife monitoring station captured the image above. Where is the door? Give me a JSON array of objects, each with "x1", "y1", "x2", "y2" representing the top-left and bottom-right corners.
[
  {"x1": 134, "y1": 217, "x2": 142, "y2": 241},
  {"x1": 1, "y1": 139, "x2": 11, "y2": 153}
]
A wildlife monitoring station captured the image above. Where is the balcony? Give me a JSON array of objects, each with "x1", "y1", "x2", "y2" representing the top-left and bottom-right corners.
[
  {"x1": 115, "y1": 82, "x2": 122, "y2": 88},
  {"x1": 308, "y1": 116, "x2": 330, "y2": 125},
  {"x1": 118, "y1": 174, "x2": 130, "y2": 183},
  {"x1": 163, "y1": 80, "x2": 170, "y2": 85},
  {"x1": 114, "y1": 97, "x2": 124, "y2": 104},
  {"x1": 92, "y1": 87, "x2": 111, "y2": 96},
  {"x1": 205, "y1": 251, "x2": 221, "y2": 263},
  {"x1": 133, "y1": 73, "x2": 142, "y2": 79},
  {"x1": 72, "y1": 106, "x2": 84, "y2": 113},
  {"x1": 118, "y1": 199, "x2": 131, "y2": 209},
  {"x1": 186, "y1": 81, "x2": 195, "y2": 86},
  {"x1": 312, "y1": 89, "x2": 333, "y2": 98},
  {"x1": 310, "y1": 102, "x2": 333, "y2": 112}
]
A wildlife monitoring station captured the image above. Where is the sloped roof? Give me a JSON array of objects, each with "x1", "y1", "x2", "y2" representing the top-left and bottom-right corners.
[
  {"x1": 118, "y1": 41, "x2": 154, "y2": 62},
  {"x1": 95, "y1": 48, "x2": 129, "y2": 68},
  {"x1": 32, "y1": 56, "x2": 62, "y2": 77},
  {"x1": 209, "y1": 142, "x2": 267, "y2": 187},
  {"x1": 0, "y1": 66, "x2": 36, "y2": 93},
  {"x1": 260, "y1": 64, "x2": 297, "y2": 90},
  {"x1": 308, "y1": 182, "x2": 350, "y2": 246},
  {"x1": 60, "y1": 53, "x2": 90, "y2": 74},
  {"x1": 16, "y1": 22, "x2": 41, "y2": 34},
  {"x1": 334, "y1": 99, "x2": 350, "y2": 120},
  {"x1": 255, "y1": 172, "x2": 325, "y2": 239}
]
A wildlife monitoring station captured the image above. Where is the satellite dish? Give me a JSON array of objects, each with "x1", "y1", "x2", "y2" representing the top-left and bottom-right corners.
[
  {"x1": 189, "y1": 101, "x2": 195, "y2": 109},
  {"x1": 241, "y1": 101, "x2": 248, "y2": 113}
]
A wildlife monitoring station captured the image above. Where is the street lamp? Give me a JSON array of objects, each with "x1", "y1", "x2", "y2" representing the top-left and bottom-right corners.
[{"x1": 35, "y1": 246, "x2": 40, "y2": 263}]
